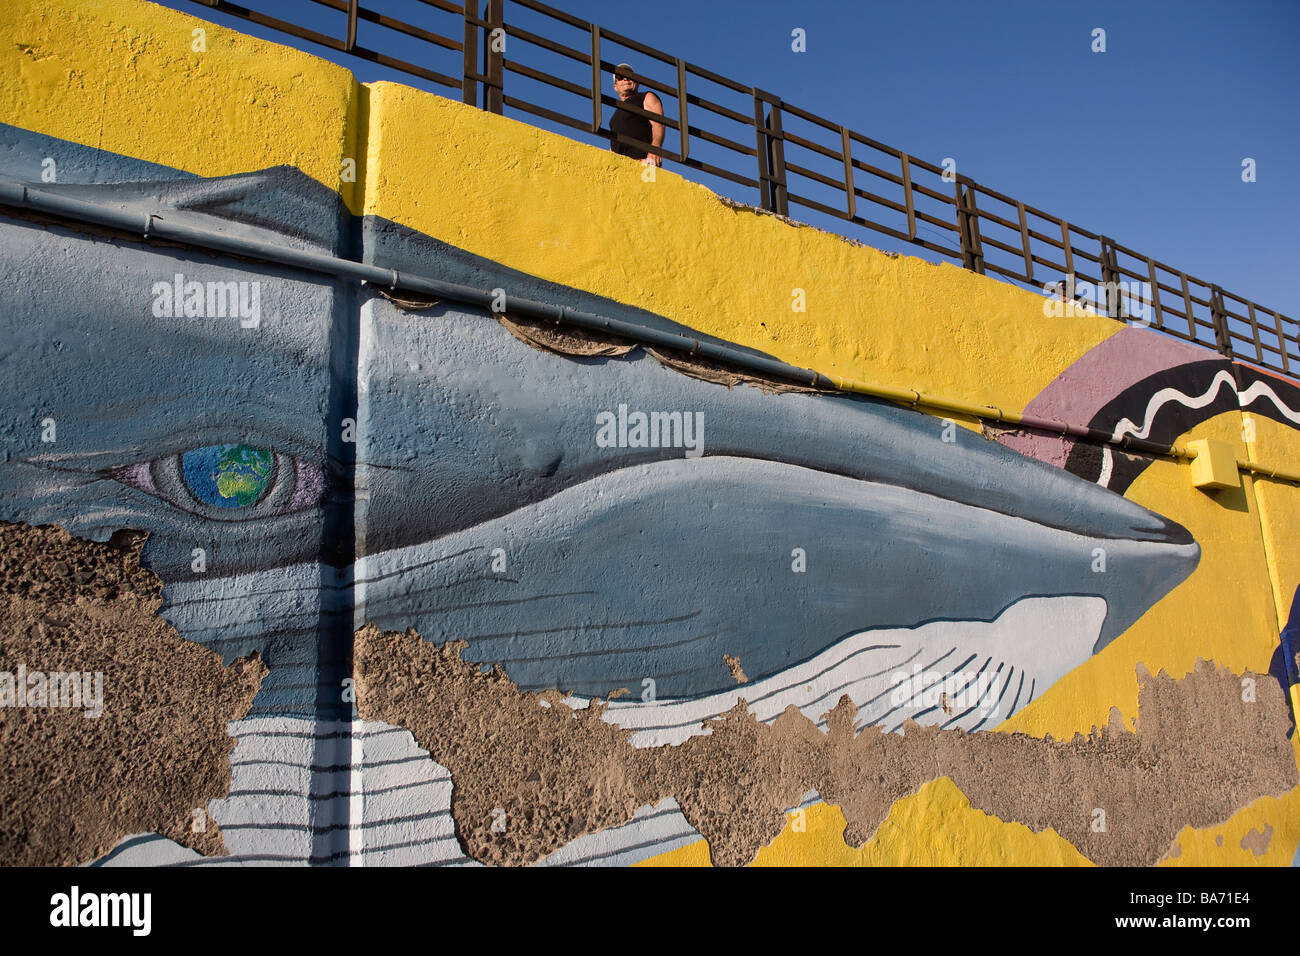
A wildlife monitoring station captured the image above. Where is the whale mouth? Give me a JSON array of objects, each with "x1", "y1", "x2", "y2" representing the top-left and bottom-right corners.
[{"x1": 574, "y1": 595, "x2": 1109, "y2": 746}]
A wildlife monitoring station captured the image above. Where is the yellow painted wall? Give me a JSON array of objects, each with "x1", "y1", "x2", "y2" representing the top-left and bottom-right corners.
[
  {"x1": 361, "y1": 81, "x2": 1118, "y2": 416},
  {"x1": 1246, "y1": 415, "x2": 1300, "y2": 632},
  {"x1": 0, "y1": 0, "x2": 364, "y2": 209},
  {"x1": 4, "y1": 0, "x2": 1296, "y2": 868}
]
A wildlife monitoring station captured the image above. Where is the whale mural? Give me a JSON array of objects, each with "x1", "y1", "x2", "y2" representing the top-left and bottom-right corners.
[
  {"x1": 0, "y1": 149, "x2": 1201, "y2": 716},
  {"x1": 1, "y1": 0, "x2": 1297, "y2": 863},
  {"x1": 0, "y1": 127, "x2": 1227, "y2": 863}
]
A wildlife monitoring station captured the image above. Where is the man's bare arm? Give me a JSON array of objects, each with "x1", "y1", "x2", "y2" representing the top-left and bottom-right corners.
[{"x1": 643, "y1": 91, "x2": 665, "y2": 166}]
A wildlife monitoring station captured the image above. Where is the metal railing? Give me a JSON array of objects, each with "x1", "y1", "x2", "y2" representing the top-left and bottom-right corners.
[{"x1": 181, "y1": 0, "x2": 1299, "y2": 380}]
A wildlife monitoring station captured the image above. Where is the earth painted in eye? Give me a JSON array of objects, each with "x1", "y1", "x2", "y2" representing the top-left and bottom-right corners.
[{"x1": 182, "y1": 444, "x2": 275, "y2": 508}]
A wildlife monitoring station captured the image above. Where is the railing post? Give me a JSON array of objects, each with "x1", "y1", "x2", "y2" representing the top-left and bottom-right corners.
[
  {"x1": 1016, "y1": 201, "x2": 1033, "y2": 284},
  {"x1": 1059, "y1": 220, "x2": 1075, "y2": 286},
  {"x1": 482, "y1": 0, "x2": 504, "y2": 115},
  {"x1": 676, "y1": 58, "x2": 690, "y2": 163},
  {"x1": 954, "y1": 179, "x2": 982, "y2": 272},
  {"x1": 589, "y1": 25, "x2": 602, "y2": 133},
  {"x1": 345, "y1": 0, "x2": 358, "y2": 51},
  {"x1": 962, "y1": 184, "x2": 984, "y2": 275},
  {"x1": 1273, "y1": 310, "x2": 1293, "y2": 374},
  {"x1": 1179, "y1": 272, "x2": 1196, "y2": 339},
  {"x1": 752, "y1": 90, "x2": 772, "y2": 210},
  {"x1": 462, "y1": 1, "x2": 479, "y2": 106},
  {"x1": 752, "y1": 90, "x2": 787, "y2": 216},
  {"x1": 1210, "y1": 285, "x2": 1233, "y2": 358},
  {"x1": 765, "y1": 103, "x2": 788, "y2": 217},
  {"x1": 900, "y1": 154, "x2": 916, "y2": 241},
  {"x1": 840, "y1": 126, "x2": 855, "y2": 220},
  {"x1": 1099, "y1": 237, "x2": 1125, "y2": 320},
  {"x1": 1245, "y1": 302, "x2": 1265, "y2": 365},
  {"x1": 1144, "y1": 257, "x2": 1162, "y2": 329}
]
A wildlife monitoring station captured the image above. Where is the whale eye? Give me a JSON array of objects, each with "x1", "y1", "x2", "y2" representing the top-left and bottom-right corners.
[
  {"x1": 182, "y1": 444, "x2": 275, "y2": 508},
  {"x1": 115, "y1": 443, "x2": 327, "y2": 521}
]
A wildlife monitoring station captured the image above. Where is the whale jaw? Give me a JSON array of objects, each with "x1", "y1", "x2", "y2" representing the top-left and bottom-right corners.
[{"x1": 579, "y1": 595, "x2": 1110, "y2": 746}]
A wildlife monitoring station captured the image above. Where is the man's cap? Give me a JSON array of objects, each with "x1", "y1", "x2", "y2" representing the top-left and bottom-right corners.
[{"x1": 613, "y1": 63, "x2": 636, "y2": 78}]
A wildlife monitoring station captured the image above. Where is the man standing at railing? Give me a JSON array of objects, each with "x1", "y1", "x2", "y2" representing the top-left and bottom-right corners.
[{"x1": 609, "y1": 63, "x2": 664, "y2": 166}]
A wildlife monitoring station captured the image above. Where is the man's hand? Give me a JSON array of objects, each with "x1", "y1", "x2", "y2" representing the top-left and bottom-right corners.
[{"x1": 642, "y1": 154, "x2": 663, "y2": 168}]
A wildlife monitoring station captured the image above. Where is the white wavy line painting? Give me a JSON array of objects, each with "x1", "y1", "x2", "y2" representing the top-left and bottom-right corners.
[{"x1": 1095, "y1": 372, "x2": 1300, "y2": 487}]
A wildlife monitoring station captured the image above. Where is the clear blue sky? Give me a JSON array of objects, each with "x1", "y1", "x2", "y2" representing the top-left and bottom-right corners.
[{"x1": 150, "y1": 0, "x2": 1298, "y2": 318}]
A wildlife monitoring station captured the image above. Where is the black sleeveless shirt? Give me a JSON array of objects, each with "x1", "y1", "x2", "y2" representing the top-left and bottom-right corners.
[{"x1": 610, "y1": 90, "x2": 653, "y2": 158}]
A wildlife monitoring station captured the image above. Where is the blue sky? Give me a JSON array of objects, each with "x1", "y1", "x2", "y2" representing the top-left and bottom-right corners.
[{"x1": 150, "y1": 0, "x2": 1299, "y2": 318}]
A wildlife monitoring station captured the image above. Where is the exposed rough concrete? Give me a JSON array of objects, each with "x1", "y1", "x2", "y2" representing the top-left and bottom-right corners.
[
  {"x1": 1240, "y1": 823, "x2": 1273, "y2": 856},
  {"x1": 355, "y1": 625, "x2": 1298, "y2": 867},
  {"x1": 376, "y1": 287, "x2": 441, "y2": 312},
  {"x1": 494, "y1": 311, "x2": 824, "y2": 394},
  {"x1": 645, "y1": 347, "x2": 827, "y2": 394},
  {"x1": 354, "y1": 626, "x2": 656, "y2": 867},
  {"x1": 723, "y1": 654, "x2": 748, "y2": 685},
  {"x1": 499, "y1": 313, "x2": 636, "y2": 357},
  {"x1": 0, "y1": 521, "x2": 266, "y2": 866},
  {"x1": 825, "y1": 660, "x2": 1296, "y2": 868},
  {"x1": 3, "y1": 518, "x2": 1291, "y2": 869}
]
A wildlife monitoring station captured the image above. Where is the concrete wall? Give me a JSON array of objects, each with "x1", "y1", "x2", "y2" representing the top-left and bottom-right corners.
[{"x1": 1, "y1": 0, "x2": 1297, "y2": 867}]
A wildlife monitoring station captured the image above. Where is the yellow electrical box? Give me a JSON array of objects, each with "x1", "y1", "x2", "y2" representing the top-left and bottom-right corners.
[{"x1": 1187, "y1": 438, "x2": 1240, "y2": 490}]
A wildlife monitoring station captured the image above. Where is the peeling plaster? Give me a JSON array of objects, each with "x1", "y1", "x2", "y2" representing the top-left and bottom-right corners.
[
  {"x1": 0, "y1": 521, "x2": 266, "y2": 865},
  {"x1": 355, "y1": 624, "x2": 1297, "y2": 867}
]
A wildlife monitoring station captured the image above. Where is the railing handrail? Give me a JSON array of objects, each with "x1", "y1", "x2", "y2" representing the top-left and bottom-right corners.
[{"x1": 175, "y1": 0, "x2": 1297, "y2": 382}]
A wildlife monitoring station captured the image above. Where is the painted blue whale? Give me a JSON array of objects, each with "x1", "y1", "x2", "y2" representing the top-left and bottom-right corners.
[{"x1": 0, "y1": 134, "x2": 1199, "y2": 723}]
